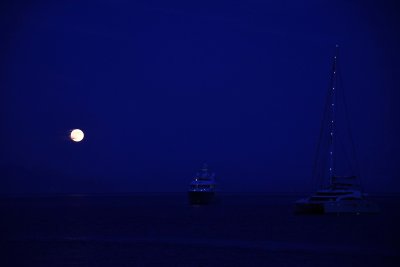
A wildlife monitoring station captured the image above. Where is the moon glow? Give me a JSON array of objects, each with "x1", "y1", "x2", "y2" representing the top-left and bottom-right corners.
[{"x1": 70, "y1": 129, "x2": 84, "y2": 142}]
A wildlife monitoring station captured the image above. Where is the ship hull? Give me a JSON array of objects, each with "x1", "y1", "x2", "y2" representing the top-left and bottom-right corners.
[
  {"x1": 188, "y1": 191, "x2": 215, "y2": 205},
  {"x1": 323, "y1": 200, "x2": 379, "y2": 214},
  {"x1": 294, "y1": 202, "x2": 324, "y2": 214},
  {"x1": 295, "y1": 200, "x2": 379, "y2": 214}
]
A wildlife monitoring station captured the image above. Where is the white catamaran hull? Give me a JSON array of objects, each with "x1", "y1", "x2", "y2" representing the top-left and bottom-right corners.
[
  {"x1": 295, "y1": 199, "x2": 379, "y2": 214},
  {"x1": 323, "y1": 200, "x2": 379, "y2": 213}
]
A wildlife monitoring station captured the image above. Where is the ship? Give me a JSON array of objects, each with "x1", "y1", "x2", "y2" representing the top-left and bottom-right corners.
[
  {"x1": 294, "y1": 45, "x2": 379, "y2": 214},
  {"x1": 188, "y1": 164, "x2": 216, "y2": 205}
]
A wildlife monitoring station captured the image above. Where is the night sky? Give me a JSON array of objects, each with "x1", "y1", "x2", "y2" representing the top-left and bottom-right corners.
[{"x1": 1, "y1": 0, "x2": 399, "y2": 194}]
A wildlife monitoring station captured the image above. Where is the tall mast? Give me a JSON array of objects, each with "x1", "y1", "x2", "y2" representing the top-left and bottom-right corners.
[{"x1": 329, "y1": 45, "x2": 339, "y2": 185}]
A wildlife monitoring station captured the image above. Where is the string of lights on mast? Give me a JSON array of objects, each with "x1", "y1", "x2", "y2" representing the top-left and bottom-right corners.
[{"x1": 329, "y1": 44, "x2": 339, "y2": 184}]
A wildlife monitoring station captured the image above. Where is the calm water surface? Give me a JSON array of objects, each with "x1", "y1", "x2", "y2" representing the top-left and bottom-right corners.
[{"x1": 0, "y1": 194, "x2": 399, "y2": 266}]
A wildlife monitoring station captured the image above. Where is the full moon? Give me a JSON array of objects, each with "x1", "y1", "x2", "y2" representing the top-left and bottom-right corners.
[{"x1": 70, "y1": 129, "x2": 84, "y2": 142}]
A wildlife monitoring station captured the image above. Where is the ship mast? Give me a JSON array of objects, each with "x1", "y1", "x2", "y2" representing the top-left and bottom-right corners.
[{"x1": 329, "y1": 45, "x2": 339, "y2": 185}]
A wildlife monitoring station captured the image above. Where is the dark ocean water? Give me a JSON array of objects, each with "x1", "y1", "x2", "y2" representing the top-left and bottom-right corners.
[{"x1": 0, "y1": 194, "x2": 399, "y2": 266}]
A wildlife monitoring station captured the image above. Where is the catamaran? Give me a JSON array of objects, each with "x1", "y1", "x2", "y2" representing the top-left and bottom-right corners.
[{"x1": 295, "y1": 46, "x2": 379, "y2": 214}]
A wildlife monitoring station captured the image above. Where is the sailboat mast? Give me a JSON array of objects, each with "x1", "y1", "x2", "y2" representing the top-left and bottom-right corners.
[{"x1": 329, "y1": 45, "x2": 339, "y2": 185}]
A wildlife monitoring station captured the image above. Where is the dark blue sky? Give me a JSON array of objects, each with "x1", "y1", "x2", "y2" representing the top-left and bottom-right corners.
[{"x1": 1, "y1": 0, "x2": 399, "y2": 194}]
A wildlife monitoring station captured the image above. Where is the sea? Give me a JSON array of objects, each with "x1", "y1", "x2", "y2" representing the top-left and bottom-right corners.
[{"x1": 0, "y1": 193, "x2": 399, "y2": 266}]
